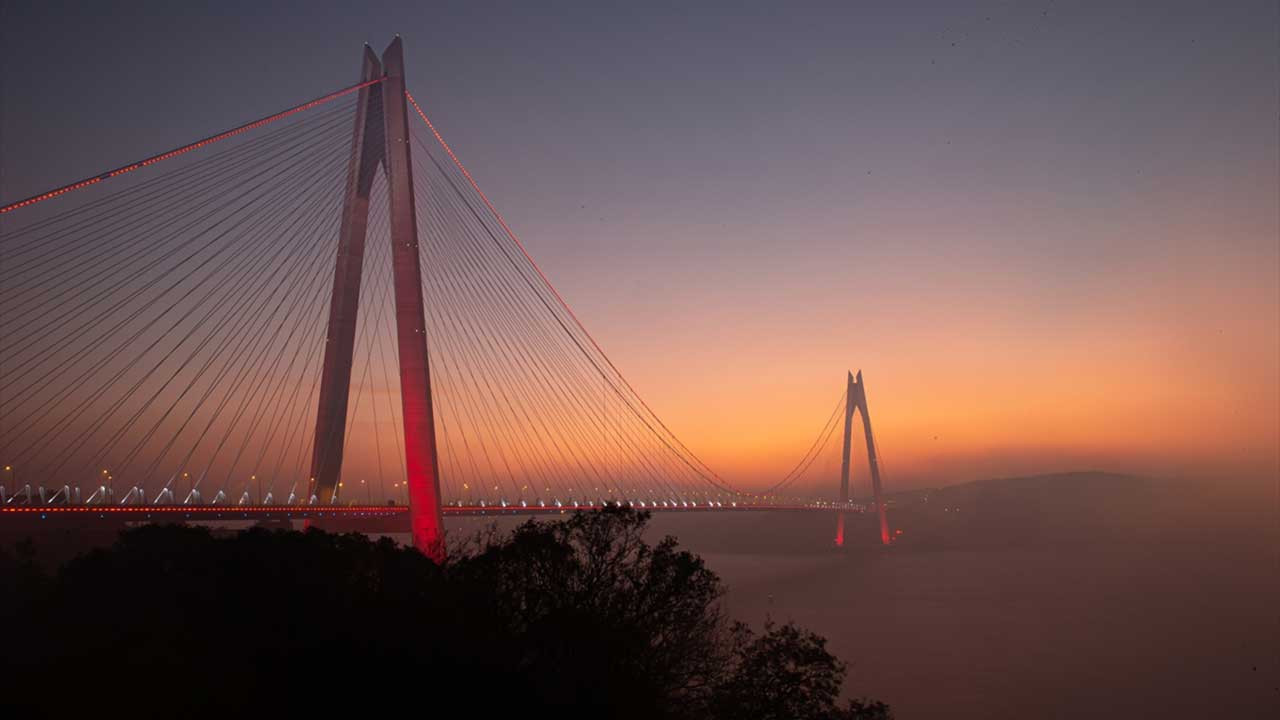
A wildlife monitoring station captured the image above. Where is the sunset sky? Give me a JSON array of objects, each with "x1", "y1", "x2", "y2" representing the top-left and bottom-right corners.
[{"x1": 3, "y1": 1, "x2": 1276, "y2": 494}]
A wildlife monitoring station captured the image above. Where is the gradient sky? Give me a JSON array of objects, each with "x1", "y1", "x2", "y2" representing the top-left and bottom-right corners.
[{"x1": 2, "y1": 1, "x2": 1277, "y2": 492}]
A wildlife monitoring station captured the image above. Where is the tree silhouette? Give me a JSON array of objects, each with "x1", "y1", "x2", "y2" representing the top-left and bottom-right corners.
[{"x1": 1, "y1": 506, "x2": 889, "y2": 719}]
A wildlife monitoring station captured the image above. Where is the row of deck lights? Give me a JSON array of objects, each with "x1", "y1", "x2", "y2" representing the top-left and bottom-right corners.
[
  {"x1": 3, "y1": 466, "x2": 851, "y2": 510},
  {"x1": 2, "y1": 487, "x2": 851, "y2": 511}
]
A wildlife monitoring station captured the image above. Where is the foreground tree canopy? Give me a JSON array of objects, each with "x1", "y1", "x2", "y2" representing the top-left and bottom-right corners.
[{"x1": 1, "y1": 507, "x2": 890, "y2": 719}]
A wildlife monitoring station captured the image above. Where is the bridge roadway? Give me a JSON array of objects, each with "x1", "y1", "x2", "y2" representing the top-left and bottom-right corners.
[{"x1": 0, "y1": 502, "x2": 855, "y2": 534}]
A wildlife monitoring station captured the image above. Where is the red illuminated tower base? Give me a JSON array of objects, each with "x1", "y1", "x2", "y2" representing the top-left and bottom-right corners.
[
  {"x1": 309, "y1": 38, "x2": 446, "y2": 561},
  {"x1": 835, "y1": 370, "x2": 891, "y2": 547}
]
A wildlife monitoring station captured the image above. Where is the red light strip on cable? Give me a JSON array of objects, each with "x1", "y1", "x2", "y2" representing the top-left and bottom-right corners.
[
  {"x1": 0, "y1": 77, "x2": 385, "y2": 215},
  {"x1": 404, "y1": 89, "x2": 743, "y2": 495}
]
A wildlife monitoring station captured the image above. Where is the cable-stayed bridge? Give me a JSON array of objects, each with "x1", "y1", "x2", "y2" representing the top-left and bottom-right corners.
[{"x1": 0, "y1": 39, "x2": 890, "y2": 558}]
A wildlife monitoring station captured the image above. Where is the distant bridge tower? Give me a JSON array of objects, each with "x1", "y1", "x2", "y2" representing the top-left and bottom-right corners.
[
  {"x1": 308, "y1": 38, "x2": 445, "y2": 560},
  {"x1": 835, "y1": 370, "x2": 891, "y2": 546}
]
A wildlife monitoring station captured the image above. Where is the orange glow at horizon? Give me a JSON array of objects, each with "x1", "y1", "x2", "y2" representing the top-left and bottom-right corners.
[{"x1": 524, "y1": 199, "x2": 1280, "y2": 496}]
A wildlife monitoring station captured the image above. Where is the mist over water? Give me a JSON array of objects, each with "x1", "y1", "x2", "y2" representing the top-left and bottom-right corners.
[
  {"x1": 704, "y1": 532, "x2": 1275, "y2": 717},
  {"x1": 454, "y1": 472, "x2": 1279, "y2": 718}
]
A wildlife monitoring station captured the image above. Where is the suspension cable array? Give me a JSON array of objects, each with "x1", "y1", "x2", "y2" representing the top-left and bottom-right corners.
[{"x1": 0, "y1": 73, "x2": 867, "y2": 516}]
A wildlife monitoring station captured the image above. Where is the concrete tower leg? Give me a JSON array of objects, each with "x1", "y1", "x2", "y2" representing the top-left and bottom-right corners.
[
  {"x1": 308, "y1": 47, "x2": 384, "y2": 505},
  {"x1": 835, "y1": 371, "x2": 855, "y2": 547},
  {"x1": 854, "y1": 371, "x2": 891, "y2": 545},
  {"x1": 381, "y1": 37, "x2": 445, "y2": 561}
]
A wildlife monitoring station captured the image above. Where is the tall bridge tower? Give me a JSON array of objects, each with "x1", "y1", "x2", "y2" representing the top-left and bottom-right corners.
[
  {"x1": 308, "y1": 38, "x2": 444, "y2": 560},
  {"x1": 835, "y1": 370, "x2": 891, "y2": 546}
]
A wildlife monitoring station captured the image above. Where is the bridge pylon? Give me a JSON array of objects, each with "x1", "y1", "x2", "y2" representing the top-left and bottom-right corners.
[
  {"x1": 308, "y1": 38, "x2": 445, "y2": 560},
  {"x1": 835, "y1": 370, "x2": 891, "y2": 546}
]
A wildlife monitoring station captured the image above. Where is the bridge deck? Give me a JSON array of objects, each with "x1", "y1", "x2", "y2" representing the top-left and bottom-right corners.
[{"x1": 1, "y1": 503, "x2": 847, "y2": 519}]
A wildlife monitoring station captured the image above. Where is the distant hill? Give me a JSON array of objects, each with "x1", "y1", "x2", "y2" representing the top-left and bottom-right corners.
[
  {"x1": 920, "y1": 470, "x2": 1149, "y2": 515},
  {"x1": 888, "y1": 471, "x2": 1224, "y2": 549}
]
